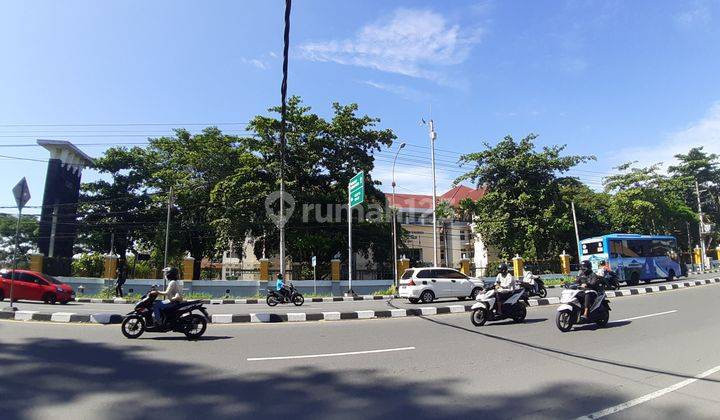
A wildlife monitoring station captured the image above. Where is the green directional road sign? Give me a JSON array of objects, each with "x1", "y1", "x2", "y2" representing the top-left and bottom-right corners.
[{"x1": 348, "y1": 171, "x2": 365, "y2": 208}]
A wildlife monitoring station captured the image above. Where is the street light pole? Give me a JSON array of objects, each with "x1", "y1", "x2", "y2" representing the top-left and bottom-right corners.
[
  {"x1": 429, "y1": 120, "x2": 438, "y2": 267},
  {"x1": 391, "y1": 142, "x2": 406, "y2": 289},
  {"x1": 278, "y1": 0, "x2": 292, "y2": 281},
  {"x1": 695, "y1": 180, "x2": 707, "y2": 270},
  {"x1": 163, "y1": 186, "x2": 173, "y2": 287}
]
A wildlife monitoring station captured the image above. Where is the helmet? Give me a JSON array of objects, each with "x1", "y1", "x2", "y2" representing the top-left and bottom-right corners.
[
  {"x1": 277, "y1": 273, "x2": 284, "y2": 280},
  {"x1": 163, "y1": 266, "x2": 179, "y2": 281},
  {"x1": 580, "y1": 260, "x2": 592, "y2": 272},
  {"x1": 498, "y1": 263, "x2": 508, "y2": 273}
]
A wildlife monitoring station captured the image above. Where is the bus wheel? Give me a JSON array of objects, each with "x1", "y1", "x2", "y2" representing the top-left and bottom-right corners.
[
  {"x1": 627, "y1": 272, "x2": 640, "y2": 286},
  {"x1": 667, "y1": 270, "x2": 675, "y2": 282}
]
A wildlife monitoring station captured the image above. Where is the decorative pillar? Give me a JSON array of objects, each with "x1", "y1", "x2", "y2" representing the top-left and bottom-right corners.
[
  {"x1": 459, "y1": 258, "x2": 470, "y2": 276},
  {"x1": 693, "y1": 245, "x2": 702, "y2": 266},
  {"x1": 103, "y1": 254, "x2": 119, "y2": 279},
  {"x1": 512, "y1": 254, "x2": 524, "y2": 278},
  {"x1": 715, "y1": 246, "x2": 720, "y2": 262},
  {"x1": 560, "y1": 251, "x2": 571, "y2": 275},
  {"x1": 331, "y1": 259, "x2": 341, "y2": 281},
  {"x1": 397, "y1": 257, "x2": 410, "y2": 279},
  {"x1": 28, "y1": 252, "x2": 44, "y2": 273},
  {"x1": 182, "y1": 256, "x2": 195, "y2": 281},
  {"x1": 259, "y1": 258, "x2": 270, "y2": 281}
]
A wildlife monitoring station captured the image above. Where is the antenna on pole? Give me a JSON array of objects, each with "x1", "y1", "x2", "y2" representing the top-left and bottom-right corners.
[{"x1": 422, "y1": 117, "x2": 439, "y2": 267}]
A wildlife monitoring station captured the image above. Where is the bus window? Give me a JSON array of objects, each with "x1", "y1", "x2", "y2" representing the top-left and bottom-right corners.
[
  {"x1": 624, "y1": 240, "x2": 648, "y2": 257},
  {"x1": 650, "y1": 239, "x2": 673, "y2": 257},
  {"x1": 609, "y1": 240, "x2": 622, "y2": 258},
  {"x1": 582, "y1": 241, "x2": 604, "y2": 255}
]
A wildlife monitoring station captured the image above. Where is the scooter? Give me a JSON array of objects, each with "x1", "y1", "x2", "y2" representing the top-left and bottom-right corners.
[
  {"x1": 555, "y1": 284, "x2": 611, "y2": 332},
  {"x1": 521, "y1": 275, "x2": 547, "y2": 298},
  {"x1": 266, "y1": 283, "x2": 304, "y2": 307},
  {"x1": 470, "y1": 286, "x2": 528, "y2": 326},
  {"x1": 121, "y1": 291, "x2": 210, "y2": 340}
]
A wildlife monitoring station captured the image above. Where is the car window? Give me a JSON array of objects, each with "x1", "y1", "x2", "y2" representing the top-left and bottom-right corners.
[
  {"x1": 19, "y1": 273, "x2": 40, "y2": 283},
  {"x1": 40, "y1": 274, "x2": 62, "y2": 285},
  {"x1": 400, "y1": 270, "x2": 415, "y2": 280},
  {"x1": 0, "y1": 271, "x2": 11, "y2": 279},
  {"x1": 446, "y1": 270, "x2": 468, "y2": 279},
  {"x1": 416, "y1": 270, "x2": 433, "y2": 279}
]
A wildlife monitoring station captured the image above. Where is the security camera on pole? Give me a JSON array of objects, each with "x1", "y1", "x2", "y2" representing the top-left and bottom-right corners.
[{"x1": 3, "y1": 177, "x2": 31, "y2": 312}]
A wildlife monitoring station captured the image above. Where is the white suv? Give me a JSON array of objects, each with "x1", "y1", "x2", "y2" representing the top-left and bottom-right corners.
[{"x1": 398, "y1": 267, "x2": 485, "y2": 304}]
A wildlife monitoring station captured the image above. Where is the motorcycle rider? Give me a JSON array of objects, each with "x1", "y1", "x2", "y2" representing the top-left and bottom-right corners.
[
  {"x1": 575, "y1": 260, "x2": 602, "y2": 319},
  {"x1": 276, "y1": 273, "x2": 290, "y2": 302},
  {"x1": 151, "y1": 267, "x2": 184, "y2": 326},
  {"x1": 522, "y1": 264, "x2": 540, "y2": 294},
  {"x1": 495, "y1": 263, "x2": 515, "y2": 315}
]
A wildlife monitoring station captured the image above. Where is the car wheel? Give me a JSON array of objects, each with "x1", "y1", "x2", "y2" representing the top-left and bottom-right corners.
[
  {"x1": 408, "y1": 298, "x2": 419, "y2": 304},
  {"x1": 0, "y1": 289, "x2": 4, "y2": 301},
  {"x1": 470, "y1": 287, "x2": 482, "y2": 299},
  {"x1": 420, "y1": 290, "x2": 434, "y2": 304},
  {"x1": 556, "y1": 309, "x2": 574, "y2": 332},
  {"x1": 59, "y1": 300, "x2": 68, "y2": 305},
  {"x1": 457, "y1": 296, "x2": 466, "y2": 301},
  {"x1": 667, "y1": 270, "x2": 675, "y2": 282},
  {"x1": 43, "y1": 293, "x2": 57, "y2": 305}
]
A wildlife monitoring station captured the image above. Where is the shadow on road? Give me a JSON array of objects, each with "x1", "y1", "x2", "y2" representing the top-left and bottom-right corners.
[
  {"x1": 140, "y1": 335, "x2": 234, "y2": 342},
  {"x1": 0, "y1": 337, "x2": 700, "y2": 420}
]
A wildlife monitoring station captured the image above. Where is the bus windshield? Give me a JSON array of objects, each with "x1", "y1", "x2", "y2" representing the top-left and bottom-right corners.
[{"x1": 581, "y1": 241, "x2": 605, "y2": 256}]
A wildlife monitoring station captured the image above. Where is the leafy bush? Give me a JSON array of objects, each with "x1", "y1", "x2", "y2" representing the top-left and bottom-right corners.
[{"x1": 72, "y1": 253, "x2": 105, "y2": 277}]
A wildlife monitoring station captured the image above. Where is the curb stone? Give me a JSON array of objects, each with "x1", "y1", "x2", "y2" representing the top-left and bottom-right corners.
[
  {"x1": 73, "y1": 295, "x2": 393, "y2": 305},
  {"x1": 6, "y1": 277, "x2": 720, "y2": 325}
]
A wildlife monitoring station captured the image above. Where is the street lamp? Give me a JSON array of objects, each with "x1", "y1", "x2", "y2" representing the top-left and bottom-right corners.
[{"x1": 391, "y1": 142, "x2": 406, "y2": 289}]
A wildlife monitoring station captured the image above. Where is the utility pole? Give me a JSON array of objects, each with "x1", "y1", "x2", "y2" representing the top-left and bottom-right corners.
[
  {"x1": 429, "y1": 119, "x2": 438, "y2": 267},
  {"x1": 163, "y1": 186, "x2": 173, "y2": 287},
  {"x1": 391, "y1": 142, "x2": 406, "y2": 289},
  {"x1": 571, "y1": 201, "x2": 581, "y2": 260},
  {"x1": 695, "y1": 180, "x2": 707, "y2": 270},
  {"x1": 278, "y1": 0, "x2": 292, "y2": 281}
]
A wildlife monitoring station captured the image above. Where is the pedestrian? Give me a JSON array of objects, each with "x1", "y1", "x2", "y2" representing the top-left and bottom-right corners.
[{"x1": 115, "y1": 259, "x2": 128, "y2": 298}]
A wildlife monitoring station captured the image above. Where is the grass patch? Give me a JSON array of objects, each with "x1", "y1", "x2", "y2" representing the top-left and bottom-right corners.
[{"x1": 372, "y1": 285, "x2": 397, "y2": 296}]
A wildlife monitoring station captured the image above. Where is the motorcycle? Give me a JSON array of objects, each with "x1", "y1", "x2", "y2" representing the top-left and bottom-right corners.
[
  {"x1": 470, "y1": 286, "x2": 528, "y2": 326},
  {"x1": 266, "y1": 283, "x2": 304, "y2": 307},
  {"x1": 521, "y1": 275, "x2": 547, "y2": 298},
  {"x1": 602, "y1": 271, "x2": 621, "y2": 290},
  {"x1": 121, "y1": 291, "x2": 210, "y2": 340},
  {"x1": 555, "y1": 284, "x2": 611, "y2": 332}
]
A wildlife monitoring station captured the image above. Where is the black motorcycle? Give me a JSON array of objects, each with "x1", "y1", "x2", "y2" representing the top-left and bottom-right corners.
[
  {"x1": 522, "y1": 276, "x2": 547, "y2": 298},
  {"x1": 121, "y1": 291, "x2": 210, "y2": 340},
  {"x1": 603, "y1": 271, "x2": 621, "y2": 290},
  {"x1": 266, "y1": 283, "x2": 304, "y2": 307}
]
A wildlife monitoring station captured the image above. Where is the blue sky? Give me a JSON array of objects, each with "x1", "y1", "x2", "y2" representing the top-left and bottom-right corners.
[{"x1": 1, "y1": 0, "x2": 719, "y2": 210}]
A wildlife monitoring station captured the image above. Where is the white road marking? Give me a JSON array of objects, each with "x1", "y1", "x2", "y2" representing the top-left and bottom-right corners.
[
  {"x1": 613, "y1": 310, "x2": 677, "y2": 323},
  {"x1": 247, "y1": 346, "x2": 415, "y2": 361},
  {"x1": 576, "y1": 363, "x2": 720, "y2": 419}
]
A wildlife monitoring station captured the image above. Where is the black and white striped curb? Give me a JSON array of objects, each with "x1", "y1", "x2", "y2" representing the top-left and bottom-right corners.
[
  {"x1": 688, "y1": 268, "x2": 720, "y2": 275},
  {"x1": 4, "y1": 278, "x2": 719, "y2": 325},
  {"x1": 73, "y1": 295, "x2": 393, "y2": 305}
]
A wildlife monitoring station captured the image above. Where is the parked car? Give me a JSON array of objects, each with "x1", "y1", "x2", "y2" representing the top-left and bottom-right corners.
[
  {"x1": 398, "y1": 267, "x2": 485, "y2": 304},
  {"x1": 0, "y1": 269, "x2": 75, "y2": 304}
]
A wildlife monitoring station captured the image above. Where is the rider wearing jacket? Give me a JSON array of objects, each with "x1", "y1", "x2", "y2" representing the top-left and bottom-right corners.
[{"x1": 575, "y1": 260, "x2": 602, "y2": 318}]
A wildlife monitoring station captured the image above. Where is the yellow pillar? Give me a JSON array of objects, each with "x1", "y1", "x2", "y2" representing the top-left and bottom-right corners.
[
  {"x1": 693, "y1": 246, "x2": 702, "y2": 266},
  {"x1": 397, "y1": 257, "x2": 410, "y2": 279},
  {"x1": 259, "y1": 258, "x2": 270, "y2": 281},
  {"x1": 28, "y1": 253, "x2": 43, "y2": 273},
  {"x1": 103, "y1": 254, "x2": 118, "y2": 279},
  {"x1": 560, "y1": 251, "x2": 571, "y2": 275},
  {"x1": 459, "y1": 258, "x2": 470, "y2": 276},
  {"x1": 331, "y1": 259, "x2": 341, "y2": 281},
  {"x1": 715, "y1": 246, "x2": 720, "y2": 262},
  {"x1": 512, "y1": 254, "x2": 524, "y2": 278},
  {"x1": 182, "y1": 257, "x2": 195, "y2": 281}
]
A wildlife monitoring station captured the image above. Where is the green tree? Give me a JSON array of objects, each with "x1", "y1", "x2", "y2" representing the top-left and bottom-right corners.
[
  {"x1": 0, "y1": 213, "x2": 39, "y2": 268},
  {"x1": 455, "y1": 134, "x2": 594, "y2": 260},
  {"x1": 211, "y1": 96, "x2": 396, "y2": 277},
  {"x1": 603, "y1": 162, "x2": 695, "y2": 238}
]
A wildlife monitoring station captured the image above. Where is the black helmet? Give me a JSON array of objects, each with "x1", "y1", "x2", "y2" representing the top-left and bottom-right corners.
[
  {"x1": 581, "y1": 260, "x2": 592, "y2": 273},
  {"x1": 498, "y1": 263, "x2": 508, "y2": 273},
  {"x1": 163, "y1": 266, "x2": 179, "y2": 281}
]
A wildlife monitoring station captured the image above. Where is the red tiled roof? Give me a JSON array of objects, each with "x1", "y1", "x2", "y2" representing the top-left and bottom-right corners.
[{"x1": 387, "y1": 186, "x2": 485, "y2": 210}]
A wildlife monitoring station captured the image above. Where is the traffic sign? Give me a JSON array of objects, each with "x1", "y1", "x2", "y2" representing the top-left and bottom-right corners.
[
  {"x1": 349, "y1": 171, "x2": 364, "y2": 208},
  {"x1": 311, "y1": 255, "x2": 316, "y2": 267},
  {"x1": 12, "y1": 178, "x2": 31, "y2": 210}
]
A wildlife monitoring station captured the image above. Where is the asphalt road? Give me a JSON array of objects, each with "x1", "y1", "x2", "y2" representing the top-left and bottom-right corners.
[
  {"x1": 1, "y1": 278, "x2": 719, "y2": 419},
  {"x1": 6, "y1": 273, "x2": 715, "y2": 316}
]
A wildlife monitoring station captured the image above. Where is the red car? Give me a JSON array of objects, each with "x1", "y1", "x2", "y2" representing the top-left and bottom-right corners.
[{"x1": 0, "y1": 269, "x2": 75, "y2": 304}]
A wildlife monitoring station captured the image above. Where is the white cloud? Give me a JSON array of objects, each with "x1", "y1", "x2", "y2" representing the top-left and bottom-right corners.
[
  {"x1": 299, "y1": 8, "x2": 482, "y2": 83},
  {"x1": 612, "y1": 102, "x2": 720, "y2": 172},
  {"x1": 361, "y1": 80, "x2": 429, "y2": 102},
  {"x1": 677, "y1": 3, "x2": 712, "y2": 26}
]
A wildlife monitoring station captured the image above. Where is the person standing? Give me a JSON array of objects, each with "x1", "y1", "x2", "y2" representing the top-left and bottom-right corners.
[{"x1": 115, "y1": 259, "x2": 128, "y2": 298}]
